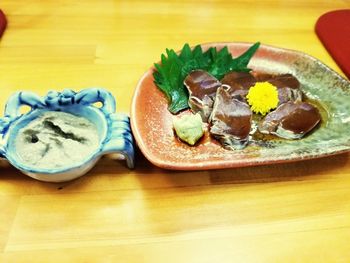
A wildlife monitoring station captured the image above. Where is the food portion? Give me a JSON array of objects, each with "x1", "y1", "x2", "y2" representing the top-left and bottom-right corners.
[
  {"x1": 184, "y1": 70, "x2": 221, "y2": 122},
  {"x1": 210, "y1": 86, "x2": 252, "y2": 150},
  {"x1": 265, "y1": 74, "x2": 303, "y2": 105},
  {"x1": 15, "y1": 111, "x2": 99, "y2": 169},
  {"x1": 155, "y1": 43, "x2": 322, "y2": 150},
  {"x1": 259, "y1": 101, "x2": 321, "y2": 139},
  {"x1": 173, "y1": 113, "x2": 204, "y2": 145},
  {"x1": 221, "y1": 72, "x2": 257, "y2": 102}
]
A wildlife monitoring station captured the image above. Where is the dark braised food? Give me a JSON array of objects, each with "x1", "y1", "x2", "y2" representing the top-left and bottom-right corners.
[
  {"x1": 259, "y1": 101, "x2": 321, "y2": 139},
  {"x1": 184, "y1": 70, "x2": 221, "y2": 122},
  {"x1": 210, "y1": 86, "x2": 252, "y2": 149}
]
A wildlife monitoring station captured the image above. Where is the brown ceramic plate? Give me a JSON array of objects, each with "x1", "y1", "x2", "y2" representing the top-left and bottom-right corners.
[{"x1": 131, "y1": 42, "x2": 350, "y2": 170}]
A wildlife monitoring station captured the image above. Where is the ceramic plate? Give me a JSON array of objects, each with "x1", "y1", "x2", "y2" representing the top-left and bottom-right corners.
[{"x1": 131, "y1": 43, "x2": 350, "y2": 170}]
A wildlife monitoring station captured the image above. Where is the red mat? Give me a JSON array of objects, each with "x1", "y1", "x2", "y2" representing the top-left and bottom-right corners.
[
  {"x1": 0, "y1": 9, "x2": 6, "y2": 38},
  {"x1": 316, "y1": 9, "x2": 350, "y2": 79}
]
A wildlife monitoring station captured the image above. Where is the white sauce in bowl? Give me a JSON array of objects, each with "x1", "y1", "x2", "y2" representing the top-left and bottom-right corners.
[{"x1": 15, "y1": 111, "x2": 99, "y2": 170}]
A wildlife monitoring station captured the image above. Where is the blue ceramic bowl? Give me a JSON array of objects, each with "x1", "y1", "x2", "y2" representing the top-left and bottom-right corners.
[{"x1": 0, "y1": 88, "x2": 134, "y2": 182}]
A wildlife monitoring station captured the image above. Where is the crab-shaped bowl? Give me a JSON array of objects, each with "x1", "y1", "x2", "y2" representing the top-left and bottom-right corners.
[{"x1": 0, "y1": 88, "x2": 134, "y2": 182}]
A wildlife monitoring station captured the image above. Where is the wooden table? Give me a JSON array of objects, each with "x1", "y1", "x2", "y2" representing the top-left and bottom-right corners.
[{"x1": 1, "y1": 1, "x2": 349, "y2": 262}]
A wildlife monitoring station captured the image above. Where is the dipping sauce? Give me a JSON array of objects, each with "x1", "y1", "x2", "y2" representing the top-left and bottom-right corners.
[{"x1": 15, "y1": 111, "x2": 99, "y2": 170}]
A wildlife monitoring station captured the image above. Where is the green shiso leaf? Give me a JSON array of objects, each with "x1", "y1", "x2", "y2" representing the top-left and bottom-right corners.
[
  {"x1": 230, "y1": 42, "x2": 261, "y2": 72},
  {"x1": 153, "y1": 42, "x2": 260, "y2": 114}
]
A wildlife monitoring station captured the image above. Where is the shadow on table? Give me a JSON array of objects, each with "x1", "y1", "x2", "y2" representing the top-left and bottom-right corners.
[
  {"x1": 135, "y1": 151, "x2": 349, "y2": 187},
  {"x1": 0, "y1": 150, "x2": 348, "y2": 189},
  {"x1": 208, "y1": 152, "x2": 349, "y2": 185}
]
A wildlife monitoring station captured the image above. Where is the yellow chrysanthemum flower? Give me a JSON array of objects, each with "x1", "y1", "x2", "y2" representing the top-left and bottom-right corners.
[{"x1": 246, "y1": 82, "x2": 279, "y2": 115}]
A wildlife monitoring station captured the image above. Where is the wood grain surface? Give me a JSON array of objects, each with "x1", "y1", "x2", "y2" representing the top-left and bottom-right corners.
[{"x1": 0, "y1": 1, "x2": 349, "y2": 262}]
